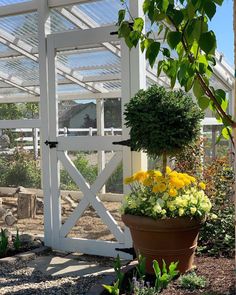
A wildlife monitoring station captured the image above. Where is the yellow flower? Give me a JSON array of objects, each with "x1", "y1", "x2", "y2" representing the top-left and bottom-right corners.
[
  {"x1": 143, "y1": 178, "x2": 152, "y2": 187},
  {"x1": 169, "y1": 188, "x2": 178, "y2": 197},
  {"x1": 159, "y1": 183, "x2": 167, "y2": 192},
  {"x1": 190, "y1": 207, "x2": 197, "y2": 215},
  {"x1": 179, "y1": 208, "x2": 184, "y2": 216},
  {"x1": 152, "y1": 183, "x2": 167, "y2": 193},
  {"x1": 199, "y1": 182, "x2": 206, "y2": 190},
  {"x1": 133, "y1": 171, "x2": 147, "y2": 182},
  {"x1": 170, "y1": 177, "x2": 185, "y2": 189},
  {"x1": 166, "y1": 166, "x2": 172, "y2": 174},
  {"x1": 124, "y1": 176, "x2": 134, "y2": 184},
  {"x1": 154, "y1": 170, "x2": 162, "y2": 177}
]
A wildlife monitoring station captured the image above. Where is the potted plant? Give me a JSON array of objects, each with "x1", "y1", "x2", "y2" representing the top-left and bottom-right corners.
[{"x1": 121, "y1": 85, "x2": 212, "y2": 274}]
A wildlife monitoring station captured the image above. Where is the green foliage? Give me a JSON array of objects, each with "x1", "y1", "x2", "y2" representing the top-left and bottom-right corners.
[
  {"x1": 103, "y1": 256, "x2": 178, "y2": 294},
  {"x1": 179, "y1": 272, "x2": 207, "y2": 290},
  {"x1": 198, "y1": 158, "x2": 235, "y2": 257},
  {"x1": 124, "y1": 85, "x2": 203, "y2": 158},
  {"x1": 118, "y1": 0, "x2": 235, "y2": 136},
  {"x1": 0, "y1": 150, "x2": 41, "y2": 188},
  {"x1": 175, "y1": 137, "x2": 204, "y2": 177},
  {"x1": 136, "y1": 254, "x2": 146, "y2": 280},
  {"x1": 60, "y1": 153, "x2": 97, "y2": 190},
  {"x1": 103, "y1": 280, "x2": 120, "y2": 295},
  {"x1": 106, "y1": 164, "x2": 123, "y2": 193},
  {"x1": 13, "y1": 228, "x2": 21, "y2": 251},
  {"x1": 103, "y1": 255, "x2": 124, "y2": 295},
  {"x1": 0, "y1": 229, "x2": 8, "y2": 257},
  {"x1": 153, "y1": 260, "x2": 179, "y2": 292}
]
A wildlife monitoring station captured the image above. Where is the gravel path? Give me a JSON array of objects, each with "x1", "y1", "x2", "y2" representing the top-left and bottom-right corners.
[{"x1": 0, "y1": 260, "x2": 103, "y2": 295}]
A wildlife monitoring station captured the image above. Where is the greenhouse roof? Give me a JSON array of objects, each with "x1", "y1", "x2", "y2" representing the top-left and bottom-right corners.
[{"x1": 0, "y1": 0, "x2": 234, "y2": 104}]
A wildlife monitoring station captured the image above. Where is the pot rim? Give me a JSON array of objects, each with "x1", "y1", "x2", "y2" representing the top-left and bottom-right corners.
[{"x1": 122, "y1": 214, "x2": 205, "y2": 231}]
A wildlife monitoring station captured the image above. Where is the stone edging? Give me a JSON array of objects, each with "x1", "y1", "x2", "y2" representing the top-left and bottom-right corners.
[{"x1": 0, "y1": 246, "x2": 49, "y2": 266}]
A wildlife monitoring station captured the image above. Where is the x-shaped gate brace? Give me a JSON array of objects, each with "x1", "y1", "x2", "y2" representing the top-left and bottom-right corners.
[{"x1": 58, "y1": 151, "x2": 125, "y2": 242}]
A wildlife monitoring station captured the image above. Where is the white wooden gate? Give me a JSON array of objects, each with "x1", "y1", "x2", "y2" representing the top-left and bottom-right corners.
[{"x1": 46, "y1": 25, "x2": 134, "y2": 258}]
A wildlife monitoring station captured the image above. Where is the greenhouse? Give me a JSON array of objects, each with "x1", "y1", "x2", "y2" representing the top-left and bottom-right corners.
[{"x1": 0, "y1": 0, "x2": 234, "y2": 294}]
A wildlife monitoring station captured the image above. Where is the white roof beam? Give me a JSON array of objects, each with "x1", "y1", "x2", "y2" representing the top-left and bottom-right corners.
[
  {"x1": 49, "y1": 0, "x2": 101, "y2": 9},
  {"x1": 0, "y1": 90, "x2": 121, "y2": 103},
  {"x1": 0, "y1": 29, "x2": 106, "y2": 93},
  {"x1": 0, "y1": 0, "x2": 37, "y2": 17},
  {"x1": 59, "y1": 6, "x2": 170, "y2": 88},
  {"x1": 0, "y1": 72, "x2": 39, "y2": 96}
]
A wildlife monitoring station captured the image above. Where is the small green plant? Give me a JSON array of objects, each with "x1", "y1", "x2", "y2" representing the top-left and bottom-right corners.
[
  {"x1": 103, "y1": 280, "x2": 120, "y2": 295},
  {"x1": 103, "y1": 256, "x2": 179, "y2": 294},
  {"x1": 103, "y1": 255, "x2": 124, "y2": 294},
  {"x1": 179, "y1": 272, "x2": 207, "y2": 290},
  {"x1": 13, "y1": 228, "x2": 21, "y2": 251},
  {"x1": 135, "y1": 254, "x2": 146, "y2": 280},
  {"x1": 153, "y1": 260, "x2": 179, "y2": 292},
  {"x1": 0, "y1": 229, "x2": 8, "y2": 257}
]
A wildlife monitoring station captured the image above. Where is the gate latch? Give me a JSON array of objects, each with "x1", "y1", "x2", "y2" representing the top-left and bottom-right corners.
[{"x1": 44, "y1": 140, "x2": 58, "y2": 149}]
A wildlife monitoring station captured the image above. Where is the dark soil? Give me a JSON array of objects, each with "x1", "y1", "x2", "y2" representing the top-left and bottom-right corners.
[
  {"x1": 162, "y1": 256, "x2": 235, "y2": 295},
  {"x1": 102, "y1": 256, "x2": 235, "y2": 295}
]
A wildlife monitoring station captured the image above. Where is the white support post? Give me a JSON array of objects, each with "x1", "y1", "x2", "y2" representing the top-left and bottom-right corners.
[
  {"x1": 129, "y1": 0, "x2": 148, "y2": 174},
  {"x1": 121, "y1": 0, "x2": 147, "y2": 247},
  {"x1": 33, "y1": 128, "x2": 39, "y2": 160},
  {"x1": 97, "y1": 98, "x2": 106, "y2": 193},
  {"x1": 37, "y1": 0, "x2": 53, "y2": 247},
  {"x1": 47, "y1": 35, "x2": 62, "y2": 249}
]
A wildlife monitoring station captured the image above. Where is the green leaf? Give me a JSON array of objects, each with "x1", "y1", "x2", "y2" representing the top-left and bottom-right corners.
[
  {"x1": 161, "y1": 0, "x2": 169, "y2": 13},
  {"x1": 171, "y1": 9, "x2": 184, "y2": 27},
  {"x1": 133, "y1": 17, "x2": 144, "y2": 32},
  {"x1": 187, "y1": 1, "x2": 195, "y2": 19},
  {"x1": 118, "y1": 21, "x2": 131, "y2": 38},
  {"x1": 213, "y1": 0, "x2": 223, "y2": 6},
  {"x1": 199, "y1": 31, "x2": 217, "y2": 55},
  {"x1": 143, "y1": 0, "x2": 151, "y2": 13},
  {"x1": 193, "y1": 79, "x2": 205, "y2": 98},
  {"x1": 153, "y1": 260, "x2": 161, "y2": 277},
  {"x1": 118, "y1": 9, "x2": 126, "y2": 25},
  {"x1": 162, "y1": 259, "x2": 167, "y2": 274},
  {"x1": 129, "y1": 31, "x2": 141, "y2": 47},
  {"x1": 167, "y1": 31, "x2": 182, "y2": 49},
  {"x1": 146, "y1": 41, "x2": 160, "y2": 67},
  {"x1": 162, "y1": 48, "x2": 170, "y2": 57},
  {"x1": 198, "y1": 96, "x2": 210, "y2": 110},
  {"x1": 204, "y1": 0, "x2": 216, "y2": 20},
  {"x1": 222, "y1": 127, "x2": 231, "y2": 140}
]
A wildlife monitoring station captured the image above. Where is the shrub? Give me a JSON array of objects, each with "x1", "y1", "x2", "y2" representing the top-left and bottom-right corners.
[
  {"x1": 124, "y1": 86, "x2": 203, "y2": 159},
  {"x1": 60, "y1": 153, "x2": 97, "y2": 190},
  {"x1": 175, "y1": 137, "x2": 204, "y2": 177},
  {"x1": 179, "y1": 272, "x2": 207, "y2": 290},
  {"x1": 198, "y1": 158, "x2": 234, "y2": 257},
  {"x1": 1, "y1": 150, "x2": 41, "y2": 188},
  {"x1": 106, "y1": 164, "x2": 123, "y2": 193}
]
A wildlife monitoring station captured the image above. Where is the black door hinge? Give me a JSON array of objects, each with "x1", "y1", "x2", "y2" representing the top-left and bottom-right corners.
[
  {"x1": 115, "y1": 247, "x2": 136, "y2": 259},
  {"x1": 44, "y1": 140, "x2": 58, "y2": 149},
  {"x1": 110, "y1": 22, "x2": 134, "y2": 35}
]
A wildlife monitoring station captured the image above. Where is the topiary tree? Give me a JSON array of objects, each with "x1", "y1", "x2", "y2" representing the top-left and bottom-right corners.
[{"x1": 125, "y1": 85, "x2": 203, "y2": 174}]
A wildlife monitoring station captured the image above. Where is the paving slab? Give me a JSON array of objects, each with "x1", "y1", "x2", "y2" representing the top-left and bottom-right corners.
[{"x1": 27, "y1": 254, "x2": 114, "y2": 278}]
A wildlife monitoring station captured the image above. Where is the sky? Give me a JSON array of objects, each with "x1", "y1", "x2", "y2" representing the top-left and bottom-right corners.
[{"x1": 209, "y1": 0, "x2": 234, "y2": 67}]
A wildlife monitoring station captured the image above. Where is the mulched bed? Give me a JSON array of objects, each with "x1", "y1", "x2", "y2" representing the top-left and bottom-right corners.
[{"x1": 162, "y1": 255, "x2": 235, "y2": 295}]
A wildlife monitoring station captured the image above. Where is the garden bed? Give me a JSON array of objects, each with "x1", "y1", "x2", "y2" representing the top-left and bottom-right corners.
[{"x1": 101, "y1": 255, "x2": 235, "y2": 295}]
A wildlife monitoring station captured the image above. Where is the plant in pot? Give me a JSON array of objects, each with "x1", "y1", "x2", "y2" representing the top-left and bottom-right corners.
[{"x1": 121, "y1": 85, "x2": 211, "y2": 274}]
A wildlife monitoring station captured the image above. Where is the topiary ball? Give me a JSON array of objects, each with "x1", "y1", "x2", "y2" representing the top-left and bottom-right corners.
[{"x1": 124, "y1": 85, "x2": 204, "y2": 158}]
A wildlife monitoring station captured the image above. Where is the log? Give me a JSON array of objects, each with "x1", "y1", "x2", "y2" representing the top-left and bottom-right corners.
[{"x1": 17, "y1": 193, "x2": 36, "y2": 219}]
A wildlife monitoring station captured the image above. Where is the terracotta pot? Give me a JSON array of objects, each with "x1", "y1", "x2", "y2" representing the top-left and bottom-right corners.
[{"x1": 122, "y1": 214, "x2": 205, "y2": 274}]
